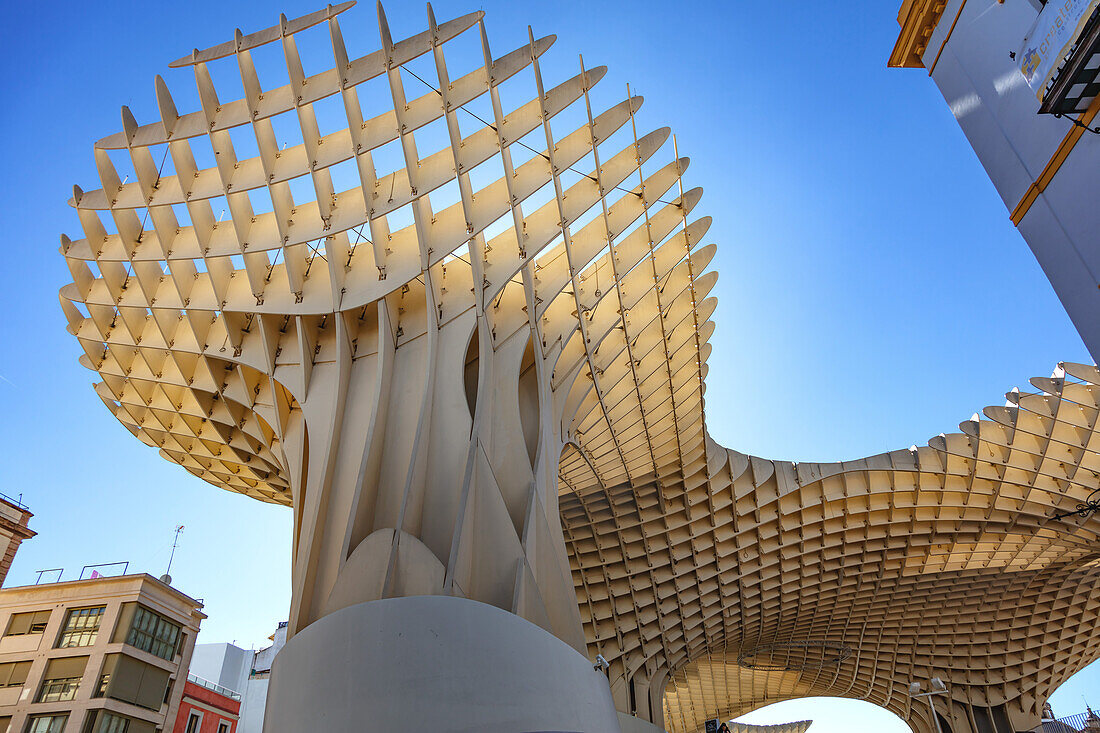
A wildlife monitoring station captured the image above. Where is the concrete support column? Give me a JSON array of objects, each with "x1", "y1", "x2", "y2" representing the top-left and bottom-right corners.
[{"x1": 263, "y1": 596, "x2": 620, "y2": 733}]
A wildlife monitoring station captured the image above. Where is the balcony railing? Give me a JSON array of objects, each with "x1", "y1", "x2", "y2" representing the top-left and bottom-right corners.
[
  {"x1": 1039, "y1": 6, "x2": 1100, "y2": 116},
  {"x1": 1035, "y1": 710, "x2": 1100, "y2": 732},
  {"x1": 187, "y1": 673, "x2": 242, "y2": 701}
]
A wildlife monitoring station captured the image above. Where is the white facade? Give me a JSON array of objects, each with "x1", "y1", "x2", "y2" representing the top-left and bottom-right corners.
[
  {"x1": 187, "y1": 643, "x2": 249, "y2": 698},
  {"x1": 188, "y1": 623, "x2": 286, "y2": 733},
  {"x1": 897, "y1": 0, "x2": 1100, "y2": 362}
]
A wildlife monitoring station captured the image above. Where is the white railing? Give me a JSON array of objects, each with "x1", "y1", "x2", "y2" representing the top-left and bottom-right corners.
[{"x1": 187, "y1": 673, "x2": 242, "y2": 701}]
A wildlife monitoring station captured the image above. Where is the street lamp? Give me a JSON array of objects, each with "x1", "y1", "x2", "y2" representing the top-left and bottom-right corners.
[{"x1": 909, "y1": 677, "x2": 949, "y2": 733}]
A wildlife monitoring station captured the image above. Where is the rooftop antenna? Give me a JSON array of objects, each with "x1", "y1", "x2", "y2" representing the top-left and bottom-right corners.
[{"x1": 160, "y1": 525, "x2": 185, "y2": 585}]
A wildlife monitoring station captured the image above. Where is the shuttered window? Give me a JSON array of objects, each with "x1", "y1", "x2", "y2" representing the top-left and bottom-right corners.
[
  {"x1": 97, "y1": 653, "x2": 171, "y2": 710},
  {"x1": 44, "y1": 656, "x2": 87, "y2": 679},
  {"x1": 0, "y1": 661, "x2": 30, "y2": 688},
  {"x1": 37, "y1": 656, "x2": 88, "y2": 702},
  {"x1": 5, "y1": 610, "x2": 51, "y2": 636}
]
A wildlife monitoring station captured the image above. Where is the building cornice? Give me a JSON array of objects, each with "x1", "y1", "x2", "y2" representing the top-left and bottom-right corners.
[
  {"x1": 0, "y1": 573, "x2": 206, "y2": 620},
  {"x1": 0, "y1": 514, "x2": 35, "y2": 541},
  {"x1": 890, "y1": 0, "x2": 949, "y2": 68}
]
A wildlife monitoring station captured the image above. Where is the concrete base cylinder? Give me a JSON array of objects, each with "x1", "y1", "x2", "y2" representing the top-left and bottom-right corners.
[{"x1": 263, "y1": 596, "x2": 622, "y2": 733}]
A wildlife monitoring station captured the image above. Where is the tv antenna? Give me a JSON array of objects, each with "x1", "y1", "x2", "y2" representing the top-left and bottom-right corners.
[{"x1": 161, "y1": 525, "x2": 185, "y2": 585}]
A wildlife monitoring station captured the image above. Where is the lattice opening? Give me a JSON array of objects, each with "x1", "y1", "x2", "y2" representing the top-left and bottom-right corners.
[
  {"x1": 509, "y1": 126, "x2": 548, "y2": 170},
  {"x1": 497, "y1": 64, "x2": 538, "y2": 118},
  {"x1": 205, "y1": 58, "x2": 247, "y2": 110},
  {"x1": 412, "y1": 115, "x2": 451, "y2": 167},
  {"x1": 246, "y1": 187, "x2": 275, "y2": 217},
  {"x1": 311, "y1": 92, "x2": 349, "y2": 140},
  {"x1": 370, "y1": 136, "x2": 407, "y2": 181},
  {"x1": 247, "y1": 40, "x2": 291, "y2": 91},
  {"x1": 227, "y1": 123, "x2": 261, "y2": 164},
  {"x1": 326, "y1": 157, "x2": 361, "y2": 200},
  {"x1": 285, "y1": 175, "x2": 316, "y2": 209},
  {"x1": 261, "y1": 112, "x2": 300, "y2": 162},
  {"x1": 454, "y1": 90, "x2": 496, "y2": 140},
  {"x1": 399, "y1": 54, "x2": 441, "y2": 98},
  {"x1": 467, "y1": 151, "x2": 506, "y2": 194},
  {"x1": 438, "y1": 19, "x2": 484, "y2": 83},
  {"x1": 428, "y1": 178, "x2": 461, "y2": 219},
  {"x1": 386, "y1": 202, "x2": 416, "y2": 235}
]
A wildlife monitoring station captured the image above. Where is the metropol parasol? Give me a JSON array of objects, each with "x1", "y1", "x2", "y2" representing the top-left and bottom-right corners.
[{"x1": 57, "y1": 3, "x2": 1100, "y2": 732}]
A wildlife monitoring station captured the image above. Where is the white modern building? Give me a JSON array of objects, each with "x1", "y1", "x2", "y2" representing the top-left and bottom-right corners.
[
  {"x1": 891, "y1": 0, "x2": 1100, "y2": 362},
  {"x1": 187, "y1": 624, "x2": 286, "y2": 733}
]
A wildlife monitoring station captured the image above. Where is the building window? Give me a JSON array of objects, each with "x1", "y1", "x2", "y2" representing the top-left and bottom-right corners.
[
  {"x1": 96, "y1": 653, "x2": 170, "y2": 711},
  {"x1": 125, "y1": 607, "x2": 180, "y2": 661},
  {"x1": 0, "y1": 661, "x2": 30, "y2": 688},
  {"x1": 57, "y1": 606, "x2": 106, "y2": 648},
  {"x1": 184, "y1": 712, "x2": 201, "y2": 733},
  {"x1": 25, "y1": 715, "x2": 68, "y2": 733},
  {"x1": 217, "y1": 723, "x2": 230, "y2": 733},
  {"x1": 5, "y1": 610, "x2": 51, "y2": 636},
  {"x1": 37, "y1": 676, "x2": 81, "y2": 702},
  {"x1": 85, "y1": 711, "x2": 138, "y2": 733},
  {"x1": 37, "y1": 656, "x2": 88, "y2": 703}
]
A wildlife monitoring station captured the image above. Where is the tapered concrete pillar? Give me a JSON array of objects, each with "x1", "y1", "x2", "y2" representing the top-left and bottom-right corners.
[{"x1": 264, "y1": 596, "x2": 620, "y2": 733}]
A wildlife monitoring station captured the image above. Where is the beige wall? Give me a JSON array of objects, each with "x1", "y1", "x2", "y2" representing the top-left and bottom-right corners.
[{"x1": 0, "y1": 574, "x2": 204, "y2": 733}]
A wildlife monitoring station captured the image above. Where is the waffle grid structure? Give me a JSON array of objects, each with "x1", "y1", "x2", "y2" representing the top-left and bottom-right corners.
[{"x1": 57, "y1": 4, "x2": 1100, "y2": 733}]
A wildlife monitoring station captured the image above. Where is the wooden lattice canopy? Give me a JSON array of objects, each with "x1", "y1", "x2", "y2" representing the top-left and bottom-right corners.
[{"x1": 58, "y1": 4, "x2": 1100, "y2": 733}]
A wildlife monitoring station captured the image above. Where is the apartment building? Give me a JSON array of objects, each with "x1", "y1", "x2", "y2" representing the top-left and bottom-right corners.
[
  {"x1": 186, "y1": 623, "x2": 285, "y2": 733},
  {"x1": 0, "y1": 574, "x2": 204, "y2": 733}
]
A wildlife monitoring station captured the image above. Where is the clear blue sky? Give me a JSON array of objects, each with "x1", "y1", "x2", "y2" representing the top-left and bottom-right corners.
[{"x1": 0, "y1": 0, "x2": 1094, "y2": 729}]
